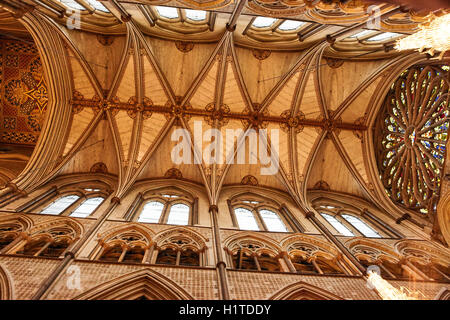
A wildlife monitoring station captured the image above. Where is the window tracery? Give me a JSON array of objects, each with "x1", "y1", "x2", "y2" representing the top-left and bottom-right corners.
[
  {"x1": 225, "y1": 237, "x2": 282, "y2": 272},
  {"x1": 375, "y1": 64, "x2": 450, "y2": 215},
  {"x1": 97, "y1": 229, "x2": 152, "y2": 264},
  {"x1": 153, "y1": 228, "x2": 207, "y2": 267},
  {"x1": 320, "y1": 212, "x2": 382, "y2": 238},
  {"x1": 148, "y1": 5, "x2": 211, "y2": 34},
  {"x1": 13, "y1": 225, "x2": 78, "y2": 258},
  {"x1": 350, "y1": 244, "x2": 406, "y2": 279},
  {"x1": 229, "y1": 194, "x2": 289, "y2": 232},
  {"x1": 245, "y1": 16, "x2": 308, "y2": 43},
  {"x1": 38, "y1": 185, "x2": 109, "y2": 217},
  {"x1": 314, "y1": 199, "x2": 385, "y2": 238},
  {"x1": 0, "y1": 222, "x2": 24, "y2": 252},
  {"x1": 285, "y1": 240, "x2": 344, "y2": 275},
  {"x1": 41, "y1": 195, "x2": 80, "y2": 215},
  {"x1": 400, "y1": 247, "x2": 450, "y2": 282},
  {"x1": 70, "y1": 196, "x2": 104, "y2": 218},
  {"x1": 134, "y1": 188, "x2": 196, "y2": 226}
]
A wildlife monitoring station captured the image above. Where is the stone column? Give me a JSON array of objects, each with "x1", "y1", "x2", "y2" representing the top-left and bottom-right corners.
[{"x1": 209, "y1": 204, "x2": 230, "y2": 300}]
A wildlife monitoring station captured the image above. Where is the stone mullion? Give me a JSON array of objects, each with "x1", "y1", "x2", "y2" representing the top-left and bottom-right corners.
[
  {"x1": 280, "y1": 205, "x2": 304, "y2": 233},
  {"x1": 403, "y1": 260, "x2": 433, "y2": 281},
  {"x1": 191, "y1": 197, "x2": 199, "y2": 225},
  {"x1": 60, "y1": 196, "x2": 85, "y2": 217},
  {"x1": 253, "y1": 254, "x2": 261, "y2": 271},
  {"x1": 34, "y1": 241, "x2": 51, "y2": 257},
  {"x1": 118, "y1": 246, "x2": 128, "y2": 263},
  {"x1": 431, "y1": 265, "x2": 450, "y2": 281},
  {"x1": 159, "y1": 202, "x2": 170, "y2": 224},
  {"x1": 400, "y1": 261, "x2": 426, "y2": 280},
  {"x1": 151, "y1": 247, "x2": 159, "y2": 264},
  {"x1": 253, "y1": 209, "x2": 267, "y2": 231},
  {"x1": 310, "y1": 257, "x2": 324, "y2": 274},
  {"x1": 280, "y1": 252, "x2": 296, "y2": 273}
]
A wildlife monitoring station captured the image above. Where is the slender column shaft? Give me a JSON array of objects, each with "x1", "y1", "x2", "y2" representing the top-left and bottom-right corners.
[{"x1": 209, "y1": 205, "x2": 230, "y2": 300}]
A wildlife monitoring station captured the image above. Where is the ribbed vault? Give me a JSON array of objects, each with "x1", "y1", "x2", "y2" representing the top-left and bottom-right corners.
[{"x1": 0, "y1": 1, "x2": 448, "y2": 235}]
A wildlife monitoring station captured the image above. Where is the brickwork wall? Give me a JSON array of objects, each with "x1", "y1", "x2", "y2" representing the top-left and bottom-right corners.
[
  {"x1": 227, "y1": 270, "x2": 380, "y2": 300},
  {"x1": 0, "y1": 255, "x2": 59, "y2": 299},
  {"x1": 44, "y1": 261, "x2": 217, "y2": 300},
  {"x1": 389, "y1": 280, "x2": 449, "y2": 300}
]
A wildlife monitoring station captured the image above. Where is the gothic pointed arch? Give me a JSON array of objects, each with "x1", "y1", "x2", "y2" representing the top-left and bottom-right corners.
[
  {"x1": 395, "y1": 239, "x2": 450, "y2": 266},
  {"x1": 223, "y1": 232, "x2": 283, "y2": 256},
  {"x1": 73, "y1": 268, "x2": 194, "y2": 300},
  {"x1": 268, "y1": 281, "x2": 344, "y2": 300},
  {"x1": 97, "y1": 223, "x2": 154, "y2": 246},
  {"x1": 153, "y1": 226, "x2": 208, "y2": 251},
  {"x1": 29, "y1": 217, "x2": 84, "y2": 241},
  {"x1": 0, "y1": 214, "x2": 33, "y2": 233},
  {"x1": 346, "y1": 238, "x2": 402, "y2": 262},
  {"x1": 280, "y1": 234, "x2": 340, "y2": 256}
]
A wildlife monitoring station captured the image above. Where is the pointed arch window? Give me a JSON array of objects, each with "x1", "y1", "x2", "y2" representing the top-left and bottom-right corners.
[
  {"x1": 320, "y1": 213, "x2": 354, "y2": 237},
  {"x1": 138, "y1": 201, "x2": 165, "y2": 223},
  {"x1": 341, "y1": 214, "x2": 381, "y2": 238},
  {"x1": 234, "y1": 207, "x2": 259, "y2": 231},
  {"x1": 167, "y1": 204, "x2": 190, "y2": 225},
  {"x1": 229, "y1": 194, "x2": 295, "y2": 233},
  {"x1": 41, "y1": 195, "x2": 80, "y2": 215},
  {"x1": 70, "y1": 197, "x2": 104, "y2": 218},
  {"x1": 129, "y1": 189, "x2": 196, "y2": 226}
]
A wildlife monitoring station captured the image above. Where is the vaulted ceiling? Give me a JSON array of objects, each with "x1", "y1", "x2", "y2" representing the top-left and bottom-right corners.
[{"x1": 0, "y1": 0, "x2": 448, "y2": 230}]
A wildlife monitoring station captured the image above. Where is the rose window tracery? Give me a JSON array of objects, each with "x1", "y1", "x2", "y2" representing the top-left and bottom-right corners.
[{"x1": 375, "y1": 65, "x2": 450, "y2": 215}]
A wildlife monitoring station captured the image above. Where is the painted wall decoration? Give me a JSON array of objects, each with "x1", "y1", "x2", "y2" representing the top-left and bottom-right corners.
[{"x1": 0, "y1": 37, "x2": 48, "y2": 145}]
